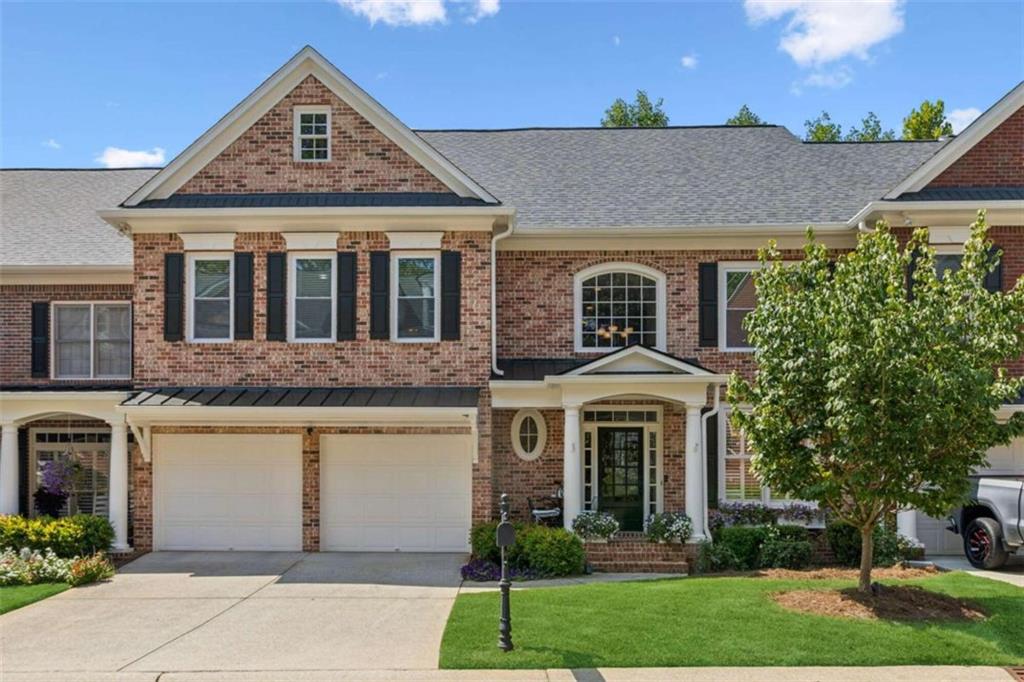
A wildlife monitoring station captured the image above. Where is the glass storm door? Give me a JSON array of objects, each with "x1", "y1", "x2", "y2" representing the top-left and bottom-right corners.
[{"x1": 597, "y1": 427, "x2": 645, "y2": 531}]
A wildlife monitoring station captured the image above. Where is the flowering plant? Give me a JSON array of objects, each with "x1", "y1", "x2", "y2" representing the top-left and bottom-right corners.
[
  {"x1": 459, "y1": 558, "x2": 539, "y2": 582},
  {"x1": 571, "y1": 511, "x2": 620, "y2": 540},
  {"x1": 644, "y1": 511, "x2": 693, "y2": 543},
  {"x1": 0, "y1": 547, "x2": 113, "y2": 587},
  {"x1": 34, "y1": 458, "x2": 77, "y2": 517}
]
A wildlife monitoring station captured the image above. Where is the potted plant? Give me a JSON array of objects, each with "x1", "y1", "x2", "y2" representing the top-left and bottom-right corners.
[
  {"x1": 644, "y1": 511, "x2": 693, "y2": 544},
  {"x1": 33, "y1": 458, "x2": 75, "y2": 517},
  {"x1": 571, "y1": 511, "x2": 619, "y2": 543}
]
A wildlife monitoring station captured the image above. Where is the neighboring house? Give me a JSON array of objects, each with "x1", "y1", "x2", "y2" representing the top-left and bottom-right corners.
[{"x1": 1, "y1": 47, "x2": 1021, "y2": 562}]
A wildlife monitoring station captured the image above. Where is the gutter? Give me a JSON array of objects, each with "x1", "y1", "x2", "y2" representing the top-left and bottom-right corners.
[
  {"x1": 848, "y1": 199, "x2": 1024, "y2": 229},
  {"x1": 491, "y1": 219, "x2": 515, "y2": 376}
]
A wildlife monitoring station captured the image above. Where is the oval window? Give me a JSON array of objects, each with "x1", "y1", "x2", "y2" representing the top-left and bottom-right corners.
[{"x1": 511, "y1": 409, "x2": 546, "y2": 461}]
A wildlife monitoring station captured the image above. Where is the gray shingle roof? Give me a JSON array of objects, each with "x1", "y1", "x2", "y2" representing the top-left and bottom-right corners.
[
  {"x1": 1, "y1": 168, "x2": 155, "y2": 267},
  {"x1": 419, "y1": 128, "x2": 945, "y2": 228}
]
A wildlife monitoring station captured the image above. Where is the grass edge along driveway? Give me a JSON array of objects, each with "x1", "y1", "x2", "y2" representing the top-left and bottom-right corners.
[
  {"x1": 440, "y1": 573, "x2": 1023, "y2": 669},
  {"x1": 0, "y1": 583, "x2": 69, "y2": 615}
]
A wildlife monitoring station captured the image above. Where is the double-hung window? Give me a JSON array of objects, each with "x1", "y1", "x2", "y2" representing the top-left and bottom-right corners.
[
  {"x1": 188, "y1": 254, "x2": 233, "y2": 342},
  {"x1": 392, "y1": 252, "x2": 439, "y2": 342},
  {"x1": 718, "y1": 263, "x2": 761, "y2": 351},
  {"x1": 289, "y1": 253, "x2": 335, "y2": 341},
  {"x1": 53, "y1": 302, "x2": 131, "y2": 379},
  {"x1": 294, "y1": 106, "x2": 330, "y2": 161}
]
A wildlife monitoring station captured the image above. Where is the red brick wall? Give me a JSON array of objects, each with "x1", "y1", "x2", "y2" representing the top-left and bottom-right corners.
[
  {"x1": 132, "y1": 231, "x2": 491, "y2": 386},
  {"x1": 0, "y1": 284, "x2": 133, "y2": 385},
  {"x1": 495, "y1": 249, "x2": 817, "y2": 379},
  {"x1": 927, "y1": 107, "x2": 1024, "y2": 187},
  {"x1": 178, "y1": 75, "x2": 452, "y2": 195}
]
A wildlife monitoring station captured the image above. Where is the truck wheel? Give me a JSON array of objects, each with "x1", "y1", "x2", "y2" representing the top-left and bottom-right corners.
[{"x1": 964, "y1": 518, "x2": 1009, "y2": 569}]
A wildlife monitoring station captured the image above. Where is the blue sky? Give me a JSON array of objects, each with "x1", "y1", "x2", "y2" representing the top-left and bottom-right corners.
[{"x1": 2, "y1": 1, "x2": 1021, "y2": 168}]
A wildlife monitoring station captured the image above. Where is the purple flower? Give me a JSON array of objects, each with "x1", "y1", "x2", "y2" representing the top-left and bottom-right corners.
[{"x1": 40, "y1": 458, "x2": 76, "y2": 497}]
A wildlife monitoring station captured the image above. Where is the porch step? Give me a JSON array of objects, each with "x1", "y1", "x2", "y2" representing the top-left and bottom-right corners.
[{"x1": 590, "y1": 560, "x2": 690, "y2": 574}]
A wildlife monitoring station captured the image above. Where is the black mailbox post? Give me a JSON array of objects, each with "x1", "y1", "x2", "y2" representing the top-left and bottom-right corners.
[{"x1": 496, "y1": 492, "x2": 515, "y2": 652}]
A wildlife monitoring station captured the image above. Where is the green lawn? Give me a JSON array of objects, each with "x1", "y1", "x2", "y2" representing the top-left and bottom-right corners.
[
  {"x1": 440, "y1": 573, "x2": 1024, "y2": 669},
  {"x1": 0, "y1": 583, "x2": 69, "y2": 615}
]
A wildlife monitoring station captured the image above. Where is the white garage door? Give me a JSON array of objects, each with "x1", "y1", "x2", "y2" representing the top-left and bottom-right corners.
[
  {"x1": 919, "y1": 437, "x2": 1024, "y2": 555},
  {"x1": 154, "y1": 434, "x2": 302, "y2": 551},
  {"x1": 321, "y1": 434, "x2": 472, "y2": 552}
]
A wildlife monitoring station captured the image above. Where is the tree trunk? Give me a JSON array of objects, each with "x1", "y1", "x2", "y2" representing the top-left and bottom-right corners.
[{"x1": 858, "y1": 525, "x2": 874, "y2": 593}]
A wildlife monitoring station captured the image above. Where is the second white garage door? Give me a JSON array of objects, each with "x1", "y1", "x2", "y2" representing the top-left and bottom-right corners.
[
  {"x1": 320, "y1": 434, "x2": 472, "y2": 552},
  {"x1": 154, "y1": 433, "x2": 303, "y2": 551}
]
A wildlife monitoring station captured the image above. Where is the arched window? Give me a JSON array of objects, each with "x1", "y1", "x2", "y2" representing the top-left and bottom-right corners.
[{"x1": 574, "y1": 263, "x2": 666, "y2": 352}]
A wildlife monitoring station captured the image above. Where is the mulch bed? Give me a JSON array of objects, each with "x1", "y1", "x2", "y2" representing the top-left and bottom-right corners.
[
  {"x1": 773, "y1": 583, "x2": 987, "y2": 622},
  {"x1": 705, "y1": 565, "x2": 940, "y2": 580}
]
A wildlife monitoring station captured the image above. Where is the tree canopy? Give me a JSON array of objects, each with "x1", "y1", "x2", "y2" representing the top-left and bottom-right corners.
[
  {"x1": 601, "y1": 90, "x2": 669, "y2": 127},
  {"x1": 725, "y1": 105, "x2": 765, "y2": 126},
  {"x1": 727, "y1": 212, "x2": 1024, "y2": 591},
  {"x1": 803, "y1": 111, "x2": 842, "y2": 142},
  {"x1": 845, "y1": 112, "x2": 896, "y2": 141},
  {"x1": 902, "y1": 99, "x2": 954, "y2": 140}
]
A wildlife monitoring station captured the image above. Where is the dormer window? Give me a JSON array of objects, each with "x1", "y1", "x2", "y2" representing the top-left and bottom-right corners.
[{"x1": 294, "y1": 106, "x2": 330, "y2": 161}]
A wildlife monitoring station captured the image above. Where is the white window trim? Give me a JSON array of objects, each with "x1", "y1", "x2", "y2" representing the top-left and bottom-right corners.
[
  {"x1": 186, "y1": 252, "x2": 234, "y2": 344},
  {"x1": 390, "y1": 250, "x2": 441, "y2": 343},
  {"x1": 580, "y1": 405, "x2": 663, "y2": 517},
  {"x1": 718, "y1": 261, "x2": 763, "y2": 353},
  {"x1": 51, "y1": 301, "x2": 132, "y2": 380},
  {"x1": 28, "y1": 427, "x2": 111, "y2": 519},
  {"x1": 293, "y1": 105, "x2": 331, "y2": 162},
  {"x1": 511, "y1": 409, "x2": 547, "y2": 461},
  {"x1": 287, "y1": 251, "x2": 337, "y2": 343},
  {"x1": 573, "y1": 262, "x2": 667, "y2": 354}
]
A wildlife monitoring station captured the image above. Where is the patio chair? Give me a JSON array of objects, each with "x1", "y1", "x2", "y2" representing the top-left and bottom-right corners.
[{"x1": 528, "y1": 497, "x2": 561, "y2": 526}]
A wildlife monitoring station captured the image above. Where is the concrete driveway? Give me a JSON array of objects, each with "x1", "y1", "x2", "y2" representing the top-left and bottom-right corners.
[
  {"x1": 0, "y1": 551, "x2": 465, "y2": 676},
  {"x1": 931, "y1": 554, "x2": 1024, "y2": 588}
]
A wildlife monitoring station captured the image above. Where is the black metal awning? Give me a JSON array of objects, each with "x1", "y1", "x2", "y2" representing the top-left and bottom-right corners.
[{"x1": 122, "y1": 386, "x2": 480, "y2": 409}]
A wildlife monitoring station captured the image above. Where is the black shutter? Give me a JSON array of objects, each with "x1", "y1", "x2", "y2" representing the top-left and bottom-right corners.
[
  {"x1": 698, "y1": 263, "x2": 718, "y2": 347},
  {"x1": 704, "y1": 410, "x2": 719, "y2": 511},
  {"x1": 30, "y1": 302, "x2": 49, "y2": 377},
  {"x1": 441, "y1": 251, "x2": 462, "y2": 341},
  {"x1": 234, "y1": 253, "x2": 254, "y2": 340},
  {"x1": 369, "y1": 251, "x2": 390, "y2": 340},
  {"x1": 18, "y1": 427, "x2": 29, "y2": 516},
  {"x1": 984, "y1": 245, "x2": 1003, "y2": 293},
  {"x1": 163, "y1": 253, "x2": 184, "y2": 342},
  {"x1": 266, "y1": 253, "x2": 286, "y2": 341},
  {"x1": 337, "y1": 252, "x2": 357, "y2": 341}
]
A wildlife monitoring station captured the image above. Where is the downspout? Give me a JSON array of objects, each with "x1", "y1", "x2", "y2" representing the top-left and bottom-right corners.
[
  {"x1": 491, "y1": 218, "x2": 515, "y2": 376},
  {"x1": 700, "y1": 382, "x2": 722, "y2": 541}
]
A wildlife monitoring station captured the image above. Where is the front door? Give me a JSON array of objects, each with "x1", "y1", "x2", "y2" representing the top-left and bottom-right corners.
[{"x1": 597, "y1": 427, "x2": 645, "y2": 531}]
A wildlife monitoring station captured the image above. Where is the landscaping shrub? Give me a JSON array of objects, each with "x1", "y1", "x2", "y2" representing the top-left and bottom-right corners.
[
  {"x1": 517, "y1": 525, "x2": 585, "y2": 577},
  {"x1": 0, "y1": 515, "x2": 114, "y2": 558},
  {"x1": 644, "y1": 511, "x2": 693, "y2": 543},
  {"x1": 709, "y1": 502, "x2": 826, "y2": 538},
  {"x1": 0, "y1": 547, "x2": 113, "y2": 586},
  {"x1": 571, "y1": 511, "x2": 619, "y2": 540},
  {"x1": 759, "y1": 525, "x2": 813, "y2": 569},
  {"x1": 694, "y1": 539, "x2": 739, "y2": 574},
  {"x1": 826, "y1": 521, "x2": 906, "y2": 567},
  {"x1": 715, "y1": 526, "x2": 769, "y2": 570},
  {"x1": 469, "y1": 520, "x2": 525, "y2": 565}
]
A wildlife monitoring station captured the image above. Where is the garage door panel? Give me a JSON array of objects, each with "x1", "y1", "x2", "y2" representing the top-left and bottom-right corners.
[
  {"x1": 154, "y1": 434, "x2": 302, "y2": 551},
  {"x1": 321, "y1": 434, "x2": 471, "y2": 552}
]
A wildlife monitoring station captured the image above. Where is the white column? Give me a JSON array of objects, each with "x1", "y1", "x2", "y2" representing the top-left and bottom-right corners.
[
  {"x1": 562, "y1": 405, "x2": 582, "y2": 531},
  {"x1": 0, "y1": 422, "x2": 19, "y2": 516},
  {"x1": 108, "y1": 422, "x2": 131, "y2": 551},
  {"x1": 897, "y1": 509, "x2": 922, "y2": 548},
  {"x1": 684, "y1": 405, "x2": 706, "y2": 541}
]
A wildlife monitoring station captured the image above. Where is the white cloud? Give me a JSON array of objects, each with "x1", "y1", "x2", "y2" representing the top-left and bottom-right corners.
[
  {"x1": 947, "y1": 107, "x2": 982, "y2": 134},
  {"x1": 336, "y1": 0, "x2": 500, "y2": 26},
  {"x1": 680, "y1": 53, "x2": 698, "y2": 70},
  {"x1": 797, "y1": 66, "x2": 853, "y2": 91},
  {"x1": 744, "y1": 0, "x2": 905, "y2": 67},
  {"x1": 95, "y1": 146, "x2": 165, "y2": 168},
  {"x1": 42, "y1": 138, "x2": 61, "y2": 150},
  {"x1": 612, "y1": 35, "x2": 621, "y2": 47},
  {"x1": 467, "y1": 0, "x2": 500, "y2": 23}
]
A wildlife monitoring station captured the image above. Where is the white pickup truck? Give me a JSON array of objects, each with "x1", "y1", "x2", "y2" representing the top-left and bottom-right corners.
[{"x1": 949, "y1": 475, "x2": 1024, "y2": 569}]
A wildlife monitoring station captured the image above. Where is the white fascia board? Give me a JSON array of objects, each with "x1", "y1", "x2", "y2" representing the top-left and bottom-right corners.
[
  {"x1": 123, "y1": 46, "x2": 497, "y2": 205},
  {"x1": 849, "y1": 200, "x2": 1024, "y2": 228},
  {"x1": 117, "y1": 404, "x2": 477, "y2": 427},
  {"x1": 546, "y1": 374, "x2": 729, "y2": 386},
  {"x1": 511, "y1": 222, "x2": 850, "y2": 238},
  {"x1": 0, "y1": 391, "x2": 130, "y2": 425},
  {"x1": 563, "y1": 345, "x2": 712, "y2": 376},
  {"x1": 0, "y1": 264, "x2": 132, "y2": 285},
  {"x1": 884, "y1": 82, "x2": 1024, "y2": 199}
]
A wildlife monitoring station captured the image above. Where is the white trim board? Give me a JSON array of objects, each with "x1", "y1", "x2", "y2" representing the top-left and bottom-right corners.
[{"x1": 122, "y1": 46, "x2": 497, "y2": 206}]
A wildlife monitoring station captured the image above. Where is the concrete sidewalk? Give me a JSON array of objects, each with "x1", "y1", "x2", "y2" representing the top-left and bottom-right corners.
[{"x1": 1, "y1": 666, "x2": 1015, "y2": 681}]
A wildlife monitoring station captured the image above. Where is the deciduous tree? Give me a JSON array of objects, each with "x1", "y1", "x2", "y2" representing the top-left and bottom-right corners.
[
  {"x1": 902, "y1": 99, "x2": 954, "y2": 139},
  {"x1": 601, "y1": 90, "x2": 669, "y2": 127}
]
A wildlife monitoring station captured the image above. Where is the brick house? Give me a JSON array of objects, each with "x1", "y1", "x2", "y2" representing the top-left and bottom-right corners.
[{"x1": 1, "y1": 47, "x2": 1021, "y2": 564}]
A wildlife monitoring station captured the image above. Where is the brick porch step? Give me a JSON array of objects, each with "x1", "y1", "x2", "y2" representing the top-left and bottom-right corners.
[{"x1": 584, "y1": 535, "x2": 696, "y2": 574}]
